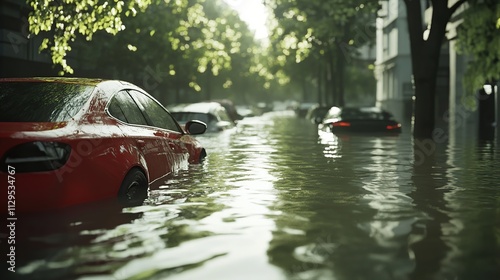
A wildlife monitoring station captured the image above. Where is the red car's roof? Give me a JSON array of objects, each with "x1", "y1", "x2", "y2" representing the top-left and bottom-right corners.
[{"x1": 0, "y1": 77, "x2": 107, "y2": 86}]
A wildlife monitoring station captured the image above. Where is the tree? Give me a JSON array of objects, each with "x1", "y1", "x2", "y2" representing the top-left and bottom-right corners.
[
  {"x1": 26, "y1": 0, "x2": 271, "y2": 103},
  {"x1": 264, "y1": 0, "x2": 379, "y2": 106},
  {"x1": 73, "y1": 0, "x2": 264, "y2": 103},
  {"x1": 27, "y1": 0, "x2": 249, "y2": 81},
  {"x1": 28, "y1": 0, "x2": 156, "y2": 74},
  {"x1": 455, "y1": 0, "x2": 500, "y2": 92},
  {"x1": 403, "y1": 0, "x2": 469, "y2": 139}
]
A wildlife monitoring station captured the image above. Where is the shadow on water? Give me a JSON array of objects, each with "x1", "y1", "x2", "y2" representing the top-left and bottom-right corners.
[
  {"x1": 409, "y1": 137, "x2": 500, "y2": 280},
  {"x1": 409, "y1": 141, "x2": 451, "y2": 280}
]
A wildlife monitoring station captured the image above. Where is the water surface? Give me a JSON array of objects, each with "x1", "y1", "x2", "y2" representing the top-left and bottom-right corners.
[{"x1": 3, "y1": 110, "x2": 499, "y2": 280}]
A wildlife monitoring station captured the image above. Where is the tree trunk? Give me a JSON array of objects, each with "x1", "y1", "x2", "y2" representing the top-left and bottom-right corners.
[
  {"x1": 175, "y1": 77, "x2": 181, "y2": 104},
  {"x1": 327, "y1": 47, "x2": 335, "y2": 106},
  {"x1": 317, "y1": 59, "x2": 324, "y2": 105},
  {"x1": 404, "y1": 0, "x2": 466, "y2": 139},
  {"x1": 301, "y1": 74, "x2": 307, "y2": 102},
  {"x1": 335, "y1": 43, "x2": 346, "y2": 107},
  {"x1": 205, "y1": 63, "x2": 212, "y2": 100}
]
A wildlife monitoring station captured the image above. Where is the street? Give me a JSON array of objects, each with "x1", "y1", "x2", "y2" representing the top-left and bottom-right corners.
[{"x1": 4, "y1": 110, "x2": 499, "y2": 280}]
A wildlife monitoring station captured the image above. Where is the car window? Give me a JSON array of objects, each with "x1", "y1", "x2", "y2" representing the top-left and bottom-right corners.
[
  {"x1": 382, "y1": 111, "x2": 395, "y2": 120},
  {"x1": 341, "y1": 109, "x2": 385, "y2": 120},
  {"x1": 107, "y1": 94, "x2": 128, "y2": 123},
  {"x1": 128, "y1": 90, "x2": 181, "y2": 132},
  {"x1": 108, "y1": 91, "x2": 148, "y2": 125},
  {"x1": 0, "y1": 82, "x2": 94, "y2": 122}
]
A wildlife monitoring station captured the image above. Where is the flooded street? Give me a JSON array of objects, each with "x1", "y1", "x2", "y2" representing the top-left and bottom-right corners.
[{"x1": 4, "y1": 110, "x2": 500, "y2": 280}]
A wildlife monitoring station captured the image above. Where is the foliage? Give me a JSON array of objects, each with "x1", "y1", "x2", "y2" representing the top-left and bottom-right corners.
[
  {"x1": 74, "y1": 0, "x2": 265, "y2": 102},
  {"x1": 28, "y1": 0, "x2": 157, "y2": 74},
  {"x1": 27, "y1": 0, "x2": 270, "y2": 101},
  {"x1": 263, "y1": 0, "x2": 379, "y2": 105},
  {"x1": 27, "y1": 0, "x2": 258, "y2": 80},
  {"x1": 455, "y1": 0, "x2": 500, "y2": 90}
]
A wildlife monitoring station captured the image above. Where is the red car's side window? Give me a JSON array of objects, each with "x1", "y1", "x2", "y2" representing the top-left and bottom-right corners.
[
  {"x1": 108, "y1": 91, "x2": 148, "y2": 126},
  {"x1": 128, "y1": 90, "x2": 182, "y2": 133},
  {"x1": 108, "y1": 97, "x2": 127, "y2": 122}
]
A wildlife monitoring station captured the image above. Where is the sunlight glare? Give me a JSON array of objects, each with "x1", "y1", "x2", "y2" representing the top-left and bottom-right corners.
[{"x1": 224, "y1": 0, "x2": 269, "y2": 41}]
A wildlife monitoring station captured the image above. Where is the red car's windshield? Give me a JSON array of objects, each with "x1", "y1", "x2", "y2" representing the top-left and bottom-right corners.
[{"x1": 0, "y1": 82, "x2": 94, "y2": 122}]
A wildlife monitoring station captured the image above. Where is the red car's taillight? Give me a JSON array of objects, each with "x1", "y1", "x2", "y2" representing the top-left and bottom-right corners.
[
  {"x1": 332, "y1": 121, "x2": 351, "y2": 127},
  {"x1": 386, "y1": 123, "x2": 402, "y2": 130},
  {"x1": 1, "y1": 141, "x2": 71, "y2": 173}
]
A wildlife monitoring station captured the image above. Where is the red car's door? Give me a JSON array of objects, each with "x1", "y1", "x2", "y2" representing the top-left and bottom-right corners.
[
  {"x1": 107, "y1": 90, "x2": 169, "y2": 183},
  {"x1": 127, "y1": 90, "x2": 190, "y2": 170}
]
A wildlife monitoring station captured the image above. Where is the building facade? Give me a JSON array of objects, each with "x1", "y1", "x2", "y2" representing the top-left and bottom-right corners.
[
  {"x1": 374, "y1": 0, "x2": 485, "y2": 139},
  {"x1": 374, "y1": 0, "x2": 414, "y2": 124}
]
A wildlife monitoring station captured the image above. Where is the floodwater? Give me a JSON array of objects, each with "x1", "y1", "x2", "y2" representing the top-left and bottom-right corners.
[{"x1": 3, "y1": 110, "x2": 499, "y2": 280}]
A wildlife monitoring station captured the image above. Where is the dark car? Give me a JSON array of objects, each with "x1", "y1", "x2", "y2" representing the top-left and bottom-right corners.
[
  {"x1": 0, "y1": 77, "x2": 207, "y2": 212},
  {"x1": 319, "y1": 106, "x2": 402, "y2": 134}
]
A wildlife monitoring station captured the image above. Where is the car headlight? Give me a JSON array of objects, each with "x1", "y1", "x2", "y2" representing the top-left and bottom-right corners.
[{"x1": 2, "y1": 141, "x2": 71, "y2": 173}]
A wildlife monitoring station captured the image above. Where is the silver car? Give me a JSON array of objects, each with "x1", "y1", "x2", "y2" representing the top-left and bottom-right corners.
[{"x1": 170, "y1": 102, "x2": 235, "y2": 132}]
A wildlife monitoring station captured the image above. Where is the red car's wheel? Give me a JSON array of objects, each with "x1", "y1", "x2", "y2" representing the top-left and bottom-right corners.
[{"x1": 118, "y1": 168, "x2": 148, "y2": 206}]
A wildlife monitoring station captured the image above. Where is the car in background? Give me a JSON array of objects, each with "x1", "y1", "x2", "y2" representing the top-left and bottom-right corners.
[
  {"x1": 256, "y1": 102, "x2": 274, "y2": 114},
  {"x1": 212, "y1": 99, "x2": 243, "y2": 124},
  {"x1": 236, "y1": 105, "x2": 257, "y2": 118},
  {"x1": 305, "y1": 105, "x2": 331, "y2": 124},
  {"x1": 319, "y1": 106, "x2": 402, "y2": 134},
  {"x1": 0, "y1": 77, "x2": 207, "y2": 212},
  {"x1": 170, "y1": 101, "x2": 235, "y2": 133}
]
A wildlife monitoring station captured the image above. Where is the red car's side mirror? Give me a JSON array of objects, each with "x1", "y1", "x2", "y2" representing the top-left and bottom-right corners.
[{"x1": 185, "y1": 120, "x2": 207, "y2": 135}]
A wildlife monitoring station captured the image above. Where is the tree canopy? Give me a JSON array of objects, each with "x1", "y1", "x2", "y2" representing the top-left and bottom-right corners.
[
  {"x1": 27, "y1": 0, "x2": 276, "y2": 103},
  {"x1": 264, "y1": 0, "x2": 379, "y2": 106},
  {"x1": 26, "y1": 0, "x2": 500, "y2": 116},
  {"x1": 29, "y1": 0, "x2": 155, "y2": 74},
  {"x1": 455, "y1": 0, "x2": 500, "y2": 91}
]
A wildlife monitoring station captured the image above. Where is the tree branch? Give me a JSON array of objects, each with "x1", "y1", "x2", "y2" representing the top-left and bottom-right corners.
[{"x1": 449, "y1": 0, "x2": 469, "y2": 17}]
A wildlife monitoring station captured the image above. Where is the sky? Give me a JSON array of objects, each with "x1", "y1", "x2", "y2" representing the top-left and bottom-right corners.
[{"x1": 223, "y1": 0, "x2": 269, "y2": 41}]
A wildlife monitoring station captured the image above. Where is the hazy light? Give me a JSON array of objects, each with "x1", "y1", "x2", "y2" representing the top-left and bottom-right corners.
[{"x1": 224, "y1": 0, "x2": 269, "y2": 41}]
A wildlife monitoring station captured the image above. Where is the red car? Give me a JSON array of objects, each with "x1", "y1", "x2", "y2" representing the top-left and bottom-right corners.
[{"x1": 0, "y1": 77, "x2": 207, "y2": 213}]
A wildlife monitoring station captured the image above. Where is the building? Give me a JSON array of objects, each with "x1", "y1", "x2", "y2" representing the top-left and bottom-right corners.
[
  {"x1": 0, "y1": 0, "x2": 58, "y2": 77},
  {"x1": 374, "y1": 0, "x2": 486, "y2": 140},
  {"x1": 374, "y1": 0, "x2": 414, "y2": 124}
]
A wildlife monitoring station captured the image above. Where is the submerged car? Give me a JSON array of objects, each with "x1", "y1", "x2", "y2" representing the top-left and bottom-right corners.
[
  {"x1": 319, "y1": 106, "x2": 402, "y2": 134},
  {"x1": 170, "y1": 102, "x2": 235, "y2": 132},
  {"x1": 0, "y1": 77, "x2": 207, "y2": 212},
  {"x1": 211, "y1": 99, "x2": 243, "y2": 124}
]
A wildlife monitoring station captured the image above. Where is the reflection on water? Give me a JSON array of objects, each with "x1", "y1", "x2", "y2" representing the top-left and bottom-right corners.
[{"x1": 2, "y1": 111, "x2": 499, "y2": 280}]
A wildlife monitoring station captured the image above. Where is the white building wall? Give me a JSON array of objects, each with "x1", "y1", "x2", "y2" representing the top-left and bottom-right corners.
[{"x1": 375, "y1": 0, "x2": 414, "y2": 123}]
